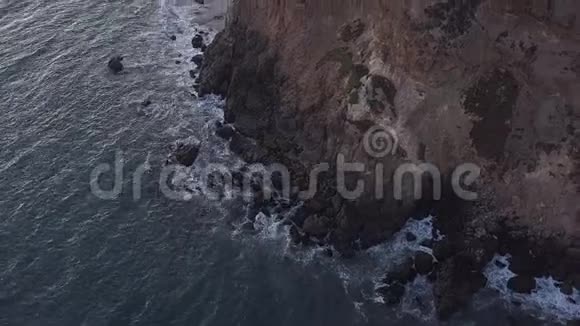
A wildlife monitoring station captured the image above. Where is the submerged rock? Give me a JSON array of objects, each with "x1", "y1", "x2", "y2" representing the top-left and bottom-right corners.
[
  {"x1": 107, "y1": 55, "x2": 124, "y2": 73},
  {"x1": 414, "y1": 251, "x2": 435, "y2": 275},
  {"x1": 191, "y1": 34, "x2": 204, "y2": 49},
  {"x1": 141, "y1": 99, "x2": 152, "y2": 107}
]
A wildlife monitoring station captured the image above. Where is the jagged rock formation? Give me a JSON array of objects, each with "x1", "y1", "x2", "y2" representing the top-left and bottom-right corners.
[{"x1": 200, "y1": 0, "x2": 580, "y2": 319}]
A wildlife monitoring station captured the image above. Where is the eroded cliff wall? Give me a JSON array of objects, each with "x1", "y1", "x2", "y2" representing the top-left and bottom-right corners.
[
  {"x1": 200, "y1": 0, "x2": 580, "y2": 318},
  {"x1": 204, "y1": 0, "x2": 579, "y2": 234}
]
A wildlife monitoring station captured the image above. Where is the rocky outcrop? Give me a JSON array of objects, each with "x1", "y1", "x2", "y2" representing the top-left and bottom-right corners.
[
  {"x1": 200, "y1": 0, "x2": 580, "y2": 319},
  {"x1": 414, "y1": 251, "x2": 435, "y2": 275},
  {"x1": 191, "y1": 33, "x2": 205, "y2": 49},
  {"x1": 108, "y1": 55, "x2": 124, "y2": 73},
  {"x1": 191, "y1": 54, "x2": 204, "y2": 67},
  {"x1": 167, "y1": 137, "x2": 201, "y2": 167}
]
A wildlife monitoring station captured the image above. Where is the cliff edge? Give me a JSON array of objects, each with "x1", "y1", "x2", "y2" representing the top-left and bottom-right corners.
[{"x1": 200, "y1": 0, "x2": 580, "y2": 319}]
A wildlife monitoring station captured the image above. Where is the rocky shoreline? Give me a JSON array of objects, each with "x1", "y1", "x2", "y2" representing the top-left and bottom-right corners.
[{"x1": 197, "y1": 0, "x2": 580, "y2": 320}]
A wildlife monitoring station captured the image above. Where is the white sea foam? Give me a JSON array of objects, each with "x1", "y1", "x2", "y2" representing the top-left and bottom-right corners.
[
  {"x1": 230, "y1": 210, "x2": 442, "y2": 320},
  {"x1": 484, "y1": 254, "x2": 580, "y2": 322},
  {"x1": 230, "y1": 197, "x2": 580, "y2": 323},
  {"x1": 254, "y1": 212, "x2": 286, "y2": 241},
  {"x1": 334, "y1": 216, "x2": 439, "y2": 320},
  {"x1": 366, "y1": 216, "x2": 437, "y2": 265}
]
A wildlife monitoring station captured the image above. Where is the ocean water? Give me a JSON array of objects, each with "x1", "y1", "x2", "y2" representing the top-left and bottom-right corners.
[{"x1": 0, "y1": 0, "x2": 576, "y2": 325}]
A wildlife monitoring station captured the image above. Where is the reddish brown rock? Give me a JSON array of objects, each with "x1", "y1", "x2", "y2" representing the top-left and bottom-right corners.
[{"x1": 200, "y1": 0, "x2": 580, "y2": 320}]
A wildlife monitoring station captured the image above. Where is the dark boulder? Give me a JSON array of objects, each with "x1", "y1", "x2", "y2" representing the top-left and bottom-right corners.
[
  {"x1": 191, "y1": 54, "x2": 204, "y2": 66},
  {"x1": 170, "y1": 35, "x2": 177, "y2": 41},
  {"x1": 108, "y1": 55, "x2": 124, "y2": 73},
  {"x1": 215, "y1": 123, "x2": 235, "y2": 140},
  {"x1": 192, "y1": 34, "x2": 204, "y2": 49},
  {"x1": 141, "y1": 99, "x2": 152, "y2": 107},
  {"x1": 406, "y1": 232, "x2": 417, "y2": 242},
  {"x1": 384, "y1": 257, "x2": 417, "y2": 284},
  {"x1": 507, "y1": 275, "x2": 537, "y2": 294},
  {"x1": 167, "y1": 138, "x2": 201, "y2": 167},
  {"x1": 414, "y1": 251, "x2": 435, "y2": 275}
]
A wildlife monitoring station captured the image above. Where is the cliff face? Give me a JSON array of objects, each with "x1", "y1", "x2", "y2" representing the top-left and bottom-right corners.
[{"x1": 200, "y1": 0, "x2": 580, "y2": 318}]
